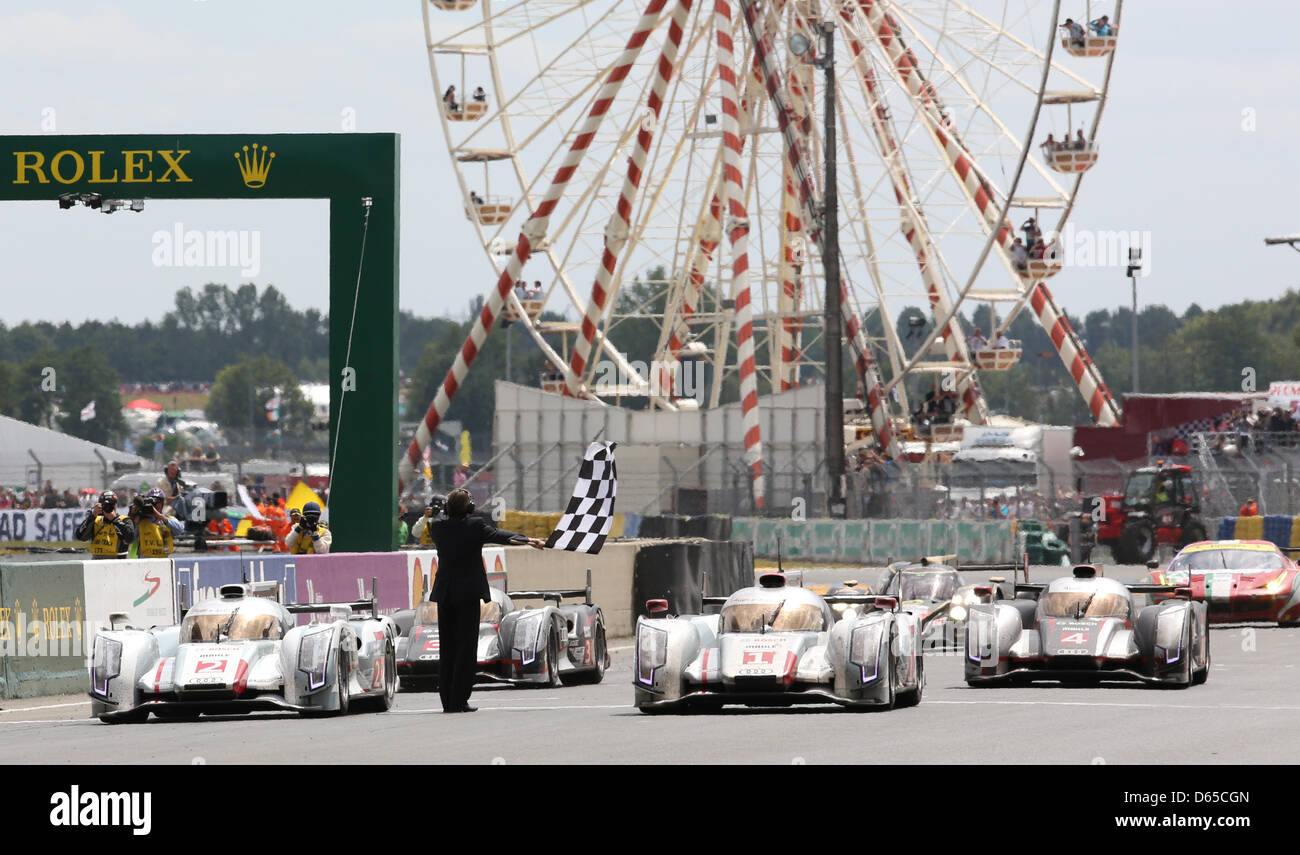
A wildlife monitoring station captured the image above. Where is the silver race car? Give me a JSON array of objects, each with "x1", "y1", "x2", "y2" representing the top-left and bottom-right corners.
[
  {"x1": 394, "y1": 570, "x2": 609, "y2": 689},
  {"x1": 633, "y1": 573, "x2": 925, "y2": 712},
  {"x1": 965, "y1": 565, "x2": 1210, "y2": 687},
  {"x1": 876, "y1": 560, "x2": 1012, "y2": 649},
  {"x1": 89, "y1": 580, "x2": 398, "y2": 722}
]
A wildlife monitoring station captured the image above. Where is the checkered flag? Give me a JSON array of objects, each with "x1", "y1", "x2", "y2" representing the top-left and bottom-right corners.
[{"x1": 545, "y1": 441, "x2": 618, "y2": 554}]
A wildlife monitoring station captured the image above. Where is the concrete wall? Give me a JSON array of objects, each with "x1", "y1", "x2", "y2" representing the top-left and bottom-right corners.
[{"x1": 495, "y1": 541, "x2": 639, "y2": 637}]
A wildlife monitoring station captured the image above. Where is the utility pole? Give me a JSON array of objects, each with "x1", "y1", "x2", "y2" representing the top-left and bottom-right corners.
[
  {"x1": 819, "y1": 23, "x2": 845, "y2": 518},
  {"x1": 790, "y1": 20, "x2": 843, "y2": 517},
  {"x1": 1127, "y1": 247, "x2": 1141, "y2": 394}
]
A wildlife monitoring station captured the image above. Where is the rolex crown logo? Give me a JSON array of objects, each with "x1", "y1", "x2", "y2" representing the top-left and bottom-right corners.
[{"x1": 235, "y1": 142, "x2": 276, "y2": 188}]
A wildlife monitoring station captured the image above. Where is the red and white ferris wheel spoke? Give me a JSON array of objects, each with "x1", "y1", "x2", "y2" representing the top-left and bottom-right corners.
[
  {"x1": 1029, "y1": 284, "x2": 1116, "y2": 425},
  {"x1": 715, "y1": 0, "x2": 765, "y2": 507},
  {"x1": 567, "y1": 0, "x2": 694, "y2": 393},
  {"x1": 738, "y1": 0, "x2": 901, "y2": 459},
  {"x1": 858, "y1": 0, "x2": 1120, "y2": 427},
  {"x1": 843, "y1": 25, "x2": 988, "y2": 423},
  {"x1": 399, "y1": 0, "x2": 672, "y2": 491},
  {"x1": 659, "y1": 189, "x2": 722, "y2": 398}
]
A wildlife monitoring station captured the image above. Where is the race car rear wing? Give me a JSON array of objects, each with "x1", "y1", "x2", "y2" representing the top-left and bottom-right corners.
[
  {"x1": 1126, "y1": 583, "x2": 1191, "y2": 598},
  {"x1": 285, "y1": 577, "x2": 380, "y2": 619},
  {"x1": 508, "y1": 568, "x2": 593, "y2": 606},
  {"x1": 958, "y1": 554, "x2": 1031, "y2": 585}
]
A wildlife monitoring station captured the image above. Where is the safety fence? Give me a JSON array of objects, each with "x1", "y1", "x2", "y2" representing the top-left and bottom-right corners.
[{"x1": 730, "y1": 517, "x2": 1017, "y2": 564}]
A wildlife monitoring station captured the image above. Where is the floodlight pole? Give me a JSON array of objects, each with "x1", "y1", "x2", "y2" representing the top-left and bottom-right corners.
[
  {"x1": 1127, "y1": 247, "x2": 1141, "y2": 394},
  {"x1": 818, "y1": 21, "x2": 846, "y2": 519}
]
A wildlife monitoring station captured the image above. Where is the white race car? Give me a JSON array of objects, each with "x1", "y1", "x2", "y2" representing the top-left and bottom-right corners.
[
  {"x1": 633, "y1": 573, "x2": 925, "y2": 712},
  {"x1": 89, "y1": 580, "x2": 397, "y2": 722}
]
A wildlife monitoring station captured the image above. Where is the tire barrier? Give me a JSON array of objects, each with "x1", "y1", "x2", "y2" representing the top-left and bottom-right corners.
[
  {"x1": 729, "y1": 517, "x2": 1017, "y2": 564},
  {"x1": 1215, "y1": 515, "x2": 1300, "y2": 550},
  {"x1": 632, "y1": 538, "x2": 753, "y2": 619}
]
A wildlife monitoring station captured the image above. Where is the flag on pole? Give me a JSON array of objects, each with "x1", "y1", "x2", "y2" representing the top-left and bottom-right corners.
[
  {"x1": 79, "y1": 401, "x2": 96, "y2": 422},
  {"x1": 545, "y1": 441, "x2": 617, "y2": 554}
]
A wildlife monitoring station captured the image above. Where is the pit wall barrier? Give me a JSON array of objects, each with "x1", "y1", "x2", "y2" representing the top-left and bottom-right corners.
[
  {"x1": 1215, "y1": 516, "x2": 1300, "y2": 549},
  {"x1": 631, "y1": 539, "x2": 753, "y2": 620},
  {"x1": 729, "y1": 517, "x2": 1016, "y2": 564}
]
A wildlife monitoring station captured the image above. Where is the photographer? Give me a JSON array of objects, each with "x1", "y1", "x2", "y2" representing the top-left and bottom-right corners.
[
  {"x1": 130, "y1": 488, "x2": 185, "y2": 558},
  {"x1": 410, "y1": 495, "x2": 446, "y2": 546},
  {"x1": 75, "y1": 491, "x2": 136, "y2": 559},
  {"x1": 286, "y1": 501, "x2": 332, "y2": 554}
]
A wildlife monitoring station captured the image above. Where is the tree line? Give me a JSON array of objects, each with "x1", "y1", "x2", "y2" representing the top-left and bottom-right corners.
[{"x1": 1, "y1": 281, "x2": 1297, "y2": 452}]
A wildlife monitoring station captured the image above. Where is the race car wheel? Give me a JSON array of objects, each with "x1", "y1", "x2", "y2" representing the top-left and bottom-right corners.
[
  {"x1": 361, "y1": 642, "x2": 397, "y2": 711},
  {"x1": 565, "y1": 625, "x2": 607, "y2": 685},
  {"x1": 1119, "y1": 521, "x2": 1155, "y2": 565},
  {"x1": 544, "y1": 632, "x2": 561, "y2": 688},
  {"x1": 334, "y1": 646, "x2": 352, "y2": 714},
  {"x1": 896, "y1": 656, "x2": 923, "y2": 708},
  {"x1": 1191, "y1": 622, "x2": 1209, "y2": 685}
]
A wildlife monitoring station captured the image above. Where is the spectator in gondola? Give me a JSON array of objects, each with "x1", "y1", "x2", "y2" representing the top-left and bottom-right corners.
[
  {"x1": 1021, "y1": 217, "x2": 1040, "y2": 253},
  {"x1": 470, "y1": 190, "x2": 484, "y2": 206},
  {"x1": 967, "y1": 326, "x2": 987, "y2": 352},
  {"x1": 443, "y1": 85, "x2": 459, "y2": 112},
  {"x1": 1074, "y1": 129, "x2": 1087, "y2": 151},
  {"x1": 1061, "y1": 18, "x2": 1084, "y2": 46},
  {"x1": 1010, "y1": 237, "x2": 1029, "y2": 271},
  {"x1": 1089, "y1": 15, "x2": 1112, "y2": 36},
  {"x1": 995, "y1": 331, "x2": 1011, "y2": 349},
  {"x1": 472, "y1": 86, "x2": 487, "y2": 102},
  {"x1": 1041, "y1": 133, "x2": 1059, "y2": 154}
]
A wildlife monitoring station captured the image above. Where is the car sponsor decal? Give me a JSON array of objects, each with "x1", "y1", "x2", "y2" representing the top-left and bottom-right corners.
[
  {"x1": 742, "y1": 650, "x2": 776, "y2": 665},
  {"x1": 195, "y1": 660, "x2": 227, "y2": 673}
]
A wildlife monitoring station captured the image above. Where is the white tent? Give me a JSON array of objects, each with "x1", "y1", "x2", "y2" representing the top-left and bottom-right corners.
[{"x1": 0, "y1": 415, "x2": 150, "y2": 492}]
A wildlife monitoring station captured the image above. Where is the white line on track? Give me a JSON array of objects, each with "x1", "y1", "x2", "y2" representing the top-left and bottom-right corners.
[
  {"x1": 0, "y1": 701, "x2": 88, "y2": 714},
  {"x1": 929, "y1": 700, "x2": 1300, "y2": 711},
  {"x1": 389, "y1": 704, "x2": 628, "y2": 713}
]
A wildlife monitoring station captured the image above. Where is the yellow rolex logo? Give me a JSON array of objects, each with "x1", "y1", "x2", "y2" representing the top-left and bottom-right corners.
[{"x1": 234, "y1": 142, "x2": 275, "y2": 188}]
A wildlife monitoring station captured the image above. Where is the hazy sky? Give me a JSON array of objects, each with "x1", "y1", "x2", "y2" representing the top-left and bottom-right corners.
[{"x1": 0, "y1": 0, "x2": 1297, "y2": 328}]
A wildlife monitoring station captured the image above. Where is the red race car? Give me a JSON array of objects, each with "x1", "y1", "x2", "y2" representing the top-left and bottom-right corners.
[{"x1": 1150, "y1": 540, "x2": 1300, "y2": 625}]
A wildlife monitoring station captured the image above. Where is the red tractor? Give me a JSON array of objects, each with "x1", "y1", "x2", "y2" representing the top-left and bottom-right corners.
[{"x1": 1090, "y1": 464, "x2": 1208, "y2": 564}]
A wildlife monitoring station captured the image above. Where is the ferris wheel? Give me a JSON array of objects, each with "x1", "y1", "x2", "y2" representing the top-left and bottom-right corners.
[{"x1": 404, "y1": 0, "x2": 1125, "y2": 504}]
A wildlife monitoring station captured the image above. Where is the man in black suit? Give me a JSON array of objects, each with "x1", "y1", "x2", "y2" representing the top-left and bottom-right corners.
[{"x1": 427, "y1": 489, "x2": 544, "y2": 712}]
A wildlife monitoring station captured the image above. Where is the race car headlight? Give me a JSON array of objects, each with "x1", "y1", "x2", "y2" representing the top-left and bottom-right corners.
[
  {"x1": 91, "y1": 637, "x2": 122, "y2": 695},
  {"x1": 949, "y1": 604, "x2": 968, "y2": 622},
  {"x1": 636, "y1": 626, "x2": 668, "y2": 685},
  {"x1": 1156, "y1": 609, "x2": 1184, "y2": 664},
  {"x1": 512, "y1": 614, "x2": 543, "y2": 666},
  {"x1": 848, "y1": 623, "x2": 884, "y2": 682},
  {"x1": 1264, "y1": 572, "x2": 1289, "y2": 595},
  {"x1": 298, "y1": 629, "x2": 333, "y2": 691}
]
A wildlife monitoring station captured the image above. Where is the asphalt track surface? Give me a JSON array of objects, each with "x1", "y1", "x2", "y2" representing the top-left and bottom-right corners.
[{"x1": 2, "y1": 564, "x2": 1298, "y2": 764}]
